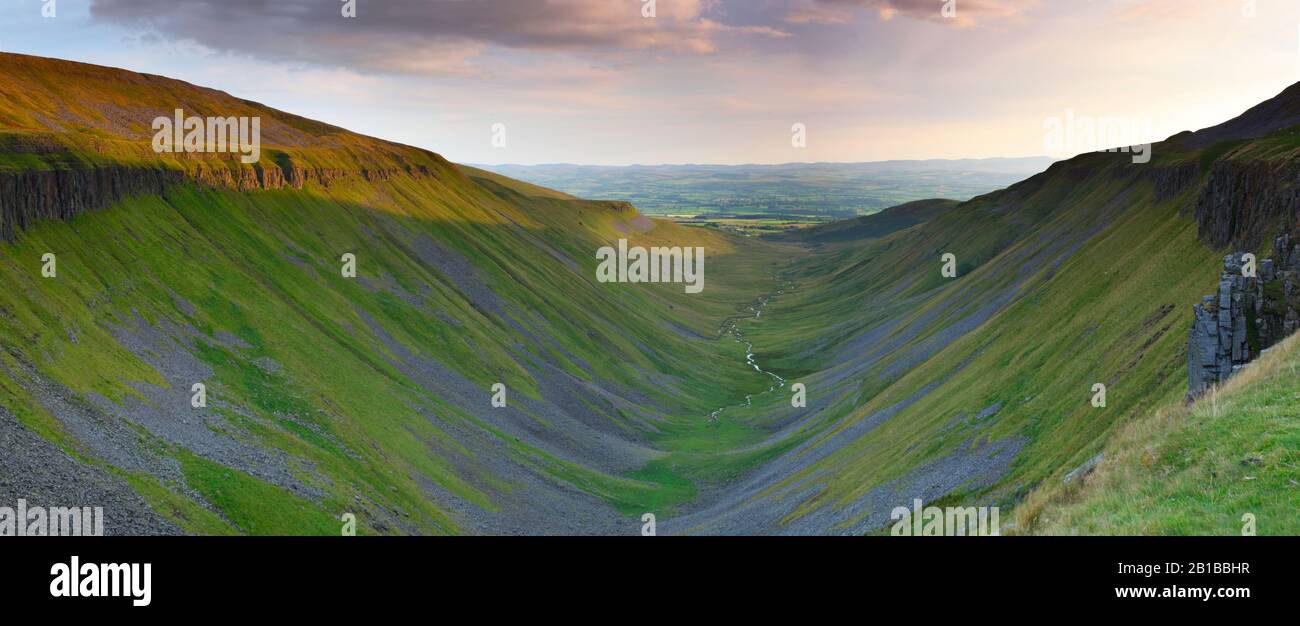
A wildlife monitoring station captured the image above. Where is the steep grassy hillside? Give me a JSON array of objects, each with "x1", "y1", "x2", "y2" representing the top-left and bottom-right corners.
[
  {"x1": 1028, "y1": 331, "x2": 1300, "y2": 535},
  {"x1": 0, "y1": 53, "x2": 793, "y2": 534}
]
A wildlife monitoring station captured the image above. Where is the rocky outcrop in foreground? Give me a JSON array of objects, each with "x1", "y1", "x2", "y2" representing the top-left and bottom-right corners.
[{"x1": 1187, "y1": 234, "x2": 1300, "y2": 398}]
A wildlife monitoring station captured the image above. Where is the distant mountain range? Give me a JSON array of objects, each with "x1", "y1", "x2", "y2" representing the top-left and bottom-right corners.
[{"x1": 478, "y1": 158, "x2": 1055, "y2": 219}]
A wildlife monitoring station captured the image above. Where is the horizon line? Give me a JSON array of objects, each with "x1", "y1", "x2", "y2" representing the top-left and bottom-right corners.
[{"x1": 466, "y1": 155, "x2": 1059, "y2": 169}]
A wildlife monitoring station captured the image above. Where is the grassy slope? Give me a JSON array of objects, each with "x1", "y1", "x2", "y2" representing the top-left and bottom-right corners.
[
  {"x1": 1030, "y1": 332, "x2": 1300, "y2": 535},
  {"x1": 708, "y1": 137, "x2": 1286, "y2": 532},
  {"x1": 0, "y1": 54, "x2": 796, "y2": 534},
  {"x1": 675, "y1": 95, "x2": 1300, "y2": 533},
  {"x1": 1024, "y1": 130, "x2": 1300, "y2": 535},
  {"x1": 0, "y1": 52, "x2": 439, "y2": 175}
]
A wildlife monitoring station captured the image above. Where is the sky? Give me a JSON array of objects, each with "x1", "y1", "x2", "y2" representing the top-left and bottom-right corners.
[{"x1": 1, "y1": 0, "x2": 1299, "y2": 165}]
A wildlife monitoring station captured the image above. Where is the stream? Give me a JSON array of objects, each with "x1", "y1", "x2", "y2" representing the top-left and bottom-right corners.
[{"x1": 707, "y1": 280, "x2": 792, "y2": 422}]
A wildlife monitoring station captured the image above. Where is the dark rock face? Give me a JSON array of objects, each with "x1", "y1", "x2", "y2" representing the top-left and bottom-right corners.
[
  {"x1": 0, "y1": 162, "x2": 434, "y2": 241},
  {"x1": 1187, "y1": 254, "x2": 1251, "y2": 397},
  {"x1": 0, "y1": 167, "x2": 183, "y2": 241},
  {"x1": 1187, "y1": 235, "x2": 1300, "y2": 398},
  {"x1": 1149, "y1": 162, "x2": 1199, "y2": 203},
  {"x1": 1193, "y1": 160, "x2": 1300, "y2": 249}
]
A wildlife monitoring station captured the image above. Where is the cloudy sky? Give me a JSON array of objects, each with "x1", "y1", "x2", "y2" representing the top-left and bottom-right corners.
[{"x1": 2, "y1": 0, "x2": 1299, "y2": 164}]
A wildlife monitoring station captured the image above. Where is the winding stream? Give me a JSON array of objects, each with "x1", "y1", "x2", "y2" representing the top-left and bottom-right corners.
[{"x1": 707, "y1": 280, "x2": 792, "y2": 422}]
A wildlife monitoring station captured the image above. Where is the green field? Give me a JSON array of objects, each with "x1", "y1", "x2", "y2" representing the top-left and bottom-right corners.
[{"x1": 481, "y1": 160, "x2": 1051, "y2": 219}]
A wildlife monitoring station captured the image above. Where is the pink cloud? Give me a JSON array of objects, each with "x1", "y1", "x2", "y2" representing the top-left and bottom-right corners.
[
  {"x1": 787, "y1": 0, "x2": 1038, "y2": 27},
  {"x1": 1114, "y1": 0, "x2": 1223, "y2": 21}
]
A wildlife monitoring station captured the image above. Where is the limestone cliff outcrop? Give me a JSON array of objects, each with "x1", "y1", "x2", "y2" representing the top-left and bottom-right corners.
[
  {"x1": 1187, "y1": 235, "x2": 1300, "y2": 398},
  {"x1": 1193, "y1": 159, "x2": 1300, "y2": 248},
  {"x1": 0, "y1": 161, "x2": 434, "y2": 241},
  {"x1": 1150, "y1": 161, "x2": 1199, "y2": 203},
  {"x1": 0, "y1": 167, "x2": 182, "y2": 241}
]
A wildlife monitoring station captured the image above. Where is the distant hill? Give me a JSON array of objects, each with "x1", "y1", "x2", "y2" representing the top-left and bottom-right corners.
[{"x1": 477, "y1": 159, "x2": 1053, "y2": 219}]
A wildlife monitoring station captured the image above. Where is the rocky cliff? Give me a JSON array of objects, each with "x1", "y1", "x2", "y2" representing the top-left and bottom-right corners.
[
  {"x1": 1187, "y1": 234, "x2": 1300, "y2": 398},
  {"x1": 0, "y1": 161, "x2": 434, "y2": 241},
  {"x1": 0, "y1": 167, "x2": 182, "y2": 240},
  {"x1": 1193, "y1": 159, "x2": 1300, "y2": 248}
]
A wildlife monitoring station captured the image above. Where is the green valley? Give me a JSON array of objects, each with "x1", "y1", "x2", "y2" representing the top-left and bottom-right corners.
[{"x1": 1, "y1": 53, "x2": 1297, "y2": 536}]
